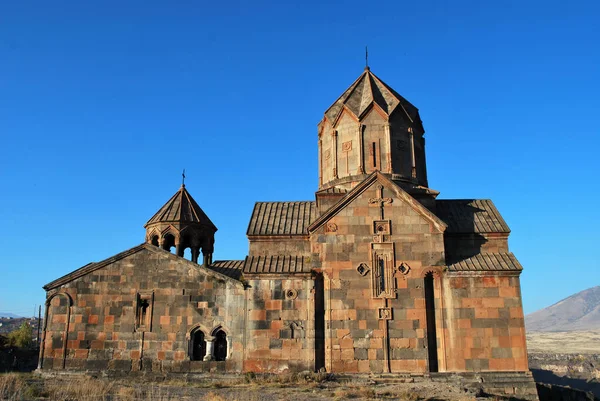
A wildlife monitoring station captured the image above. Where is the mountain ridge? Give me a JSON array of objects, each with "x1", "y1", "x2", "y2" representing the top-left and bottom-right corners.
[{"x1": 525, "y1": 285, "x2": 600, "y2": 332}]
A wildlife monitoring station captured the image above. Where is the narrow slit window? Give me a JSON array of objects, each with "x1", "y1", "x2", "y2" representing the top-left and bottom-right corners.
[
  {"x1": 372, "y1": 142, "x2": 377, "y2": 167},
  {"x1": 135, "y1": 292, "x2": 153, "y2": 332}
]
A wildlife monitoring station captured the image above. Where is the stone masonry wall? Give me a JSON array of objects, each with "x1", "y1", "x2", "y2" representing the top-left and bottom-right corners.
[
  {"x1": 248, "y1": 237, "x2": 311, "y2": 256},
  {"x1": 243, "y1": 277, "x2": 315, "y2": 373},
  {"x1": 441, "y1": 273, "x2": 528, "y2": 372},
  {"x1": 311, "y1": 178, "x2": 446, "y2": 373},
  {"x1": 41, "y1": 248, "x2": 246, "y2": 373}
]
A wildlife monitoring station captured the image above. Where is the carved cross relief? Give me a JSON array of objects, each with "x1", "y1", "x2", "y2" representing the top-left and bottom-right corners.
[{"x1": 368, "y1": 184, "x2": 393, "y2": 220}]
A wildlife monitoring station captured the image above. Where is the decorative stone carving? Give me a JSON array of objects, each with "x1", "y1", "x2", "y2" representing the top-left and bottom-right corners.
[
  {"x1": 324, "y1": 149, "x2": 331, "y2": 160},
  {"x1": 368, "y1": 197, "x2": 393, "y2": 206},
  {"x1": 398, "y1": 262, "x2": 411, "y2": 275},
  {"x1": 371, "y1": 243, "x2": 396, "y2": 299},
  {"x1": 325, "y1": 222, "x2": 337, "y2": 233},
  {"x1": 356, "y1": 263, "x2": 370, "y2": 276},
  {"x1": 342, "y1": 141, "x2": 352, "y2": 152},
  {"x1": 285, "y1": 289, "x2": 298, "y2": 300},
  {"x1": 378, "y1": 307, "x2": 392, "y2": 320},
  {"x1": 373, "y1": 220, "x2": 391, "y2": 235}
]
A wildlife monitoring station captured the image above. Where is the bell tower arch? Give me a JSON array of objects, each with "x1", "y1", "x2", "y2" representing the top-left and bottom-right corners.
[{"x1": 144, "y1": 184, "x2": 217, "y2": 265}]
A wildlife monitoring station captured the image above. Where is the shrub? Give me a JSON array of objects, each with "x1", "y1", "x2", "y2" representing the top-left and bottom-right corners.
[{"x1": 6, "y1": 322, "x2": 33, "y2": 349}]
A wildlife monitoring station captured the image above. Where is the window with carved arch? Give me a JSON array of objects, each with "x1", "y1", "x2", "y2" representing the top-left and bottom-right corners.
[
  {"x1": 135, "y1": 291, "x2": 153, "y2": 331},
  {"x1": 371, "y1": 243, "x2": 395, "y2": 298},
  {"x1": 190, "y1": 329, "x2": 206, "y2": 361}
]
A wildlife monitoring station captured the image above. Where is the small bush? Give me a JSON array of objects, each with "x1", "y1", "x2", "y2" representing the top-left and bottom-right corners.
[{"x1": 6, "y1": 323, "x2": 33, "y2": 349}]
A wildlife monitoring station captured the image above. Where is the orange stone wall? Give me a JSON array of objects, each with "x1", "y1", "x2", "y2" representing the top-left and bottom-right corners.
[
  {"x1": 311, "y1": 179, "x2": 446, "y2": 373},
  {"x1": 41, "y1": 249, "x2": 246, "y2": 373},
  {"x1": 441, "y1": 274, "x2": 528, "y2": 372},
  {"x1": 243, "y1": 276, "x2": 316, "y2": 373}
]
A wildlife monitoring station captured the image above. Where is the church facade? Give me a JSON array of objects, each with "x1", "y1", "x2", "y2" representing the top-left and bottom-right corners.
[{"x1": 40, "y1": 68, "x2": 531, "y2": 378}]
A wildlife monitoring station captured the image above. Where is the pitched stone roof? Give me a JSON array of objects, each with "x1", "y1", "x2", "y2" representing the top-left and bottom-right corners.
[
  {"x1": 243, "y1": 255, "x2": 311, "y2": 274},
  {"x1": 447, "y1": 252, "x2": 523, "y2": 272},
  {"x1": 247, "y1": 201, "x2": 317, "y2": 236},
  {"x1": 309, "y1": 171, "x2": 447, "y2": 234},
  {"x1": 324, "y1": 67, "x2": 420, "y2": 124},
  {"x1": 43, "y1": 244, "x2": 243, "y2": 290},
  {"x1": 145, "y1": 185, "x2": 216, "y2": 230},
  {"x1": 435, "y1": 199, "x2": 510, "y2": 234},
  {"x1": 209, "y1": 260, "x2": 244, "y2": 280}
]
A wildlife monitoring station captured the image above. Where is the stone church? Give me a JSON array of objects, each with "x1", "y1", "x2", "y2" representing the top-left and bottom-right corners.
[{"x1": 40, "y1": 67, "x2": 532, "y2": 382}]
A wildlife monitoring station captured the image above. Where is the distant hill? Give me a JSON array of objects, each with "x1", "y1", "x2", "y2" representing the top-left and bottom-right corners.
[
  {"x1": 0, "y1": 317, "x2": 38, "y2": 334},
  {"x1": 0, "y1": 313, "x2": 21, "y2": 318},
  {"x1": 526, "y1": 286, "x2": 600, "y2": 332}
]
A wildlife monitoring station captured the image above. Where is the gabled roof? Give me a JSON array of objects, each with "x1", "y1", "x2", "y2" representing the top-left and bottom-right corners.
[
  {"x1": 436, "y1": 199, "x2": 510, "y2": 234},
  {"x1": 43, "y1": 244, "x2": 242, "y2": 290},
  {"x1": 247, "y1": 201, "x2": 317, "y2": 236},
  {"x1": 308, "y1": 171, "x2": 447, "y2": 233},
  {"x1": 243, "y1": 255, "x2": 311, "y2": 274},
  {"x1": 324, "y1": 67, "x2": 420, "y2": 124},
  {"x1": 209, "y1": 260, "x2": 244, "y2": 280},
  {"x1": 145, "y1": 185, "x2": 216, "y2": 231},
  {"x1": 447, "y1": 252, "x2": 522, "y2": 272}
]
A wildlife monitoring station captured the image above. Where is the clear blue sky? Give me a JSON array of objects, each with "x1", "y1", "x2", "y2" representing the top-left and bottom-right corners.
[{"x1": 0, "y1": 1, "x2": 598, "y2": 317}]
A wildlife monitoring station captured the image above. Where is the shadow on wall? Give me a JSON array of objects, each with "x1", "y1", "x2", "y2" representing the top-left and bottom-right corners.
[
  {"x1": 438, "y1": 200, "x2": 487, "y2": 266},
  {"x1": 532, "y1": 369, "x2": 600, "y2": 399}
]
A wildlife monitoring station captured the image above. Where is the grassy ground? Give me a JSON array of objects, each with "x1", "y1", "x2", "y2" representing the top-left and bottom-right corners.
[
  {"x1": 0, "y1": 372, "x2": 480, "y2": 401},
  {"x1": 526, "y1": 330, "x2": 600, "y2": 354}
]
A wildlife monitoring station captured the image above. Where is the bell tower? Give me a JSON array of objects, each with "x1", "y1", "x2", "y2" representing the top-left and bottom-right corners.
[
  {"x1": 144, "y1": 184, "x2": 217, "y2": 265},
  {"x1": 317, "y1": 67, "x2": 430, "y2": 192}
]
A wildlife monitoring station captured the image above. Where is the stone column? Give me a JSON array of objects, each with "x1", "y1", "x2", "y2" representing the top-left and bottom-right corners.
[
  {"x1": 409, "y1": 127, "x2": 417, "y2": 180},
  {"x1": 385, "y1": 123, "x2": 392, "y2": 173},
  {"x1": 332, "y1": 130, "x2": 338, "y2": 179},
  {"x1": 191, "y1": 247, "x2": 200, "y2": 263},
  {"x1": 204, "y1": 340, "x2": 214, "y2": 361},
  {"x1": 318, "y1": 137, "x2": 323, "y2": 187},
  {"x1": 357, "y1": 123, "x2": 365, "y2": 174}
]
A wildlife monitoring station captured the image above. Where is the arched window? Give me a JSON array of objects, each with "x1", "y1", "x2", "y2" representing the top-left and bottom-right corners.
[
  {"x1": 163, "y1": 234, "x2": 176, "y2": 253},
  {"x1": 214, "y1": 330, "x2": 227, "y2": 361},
  {"x1": 150, "y1": 235, "x2": 159, "y2": 247},
  {"x1": 191, "y1": 329, "x2": 206, "y2": 361},
  {"x1": 424, "y1": 272, "x2": 438, "y2": 372}
]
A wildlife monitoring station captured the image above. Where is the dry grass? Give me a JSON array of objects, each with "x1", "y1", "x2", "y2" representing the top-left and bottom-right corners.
[
  {"x1": 44, "y1": 376, "x2": 114, "y2": 400},
  {"x1": 0, "y1": 373, "x2": 27, "y2": 400},
  {"x1": 244, "y1": 371, "x2": 330, "y2": 387},
  {"x1": 331, "y1": 384, "x2": 418, "y2": 400},
  {"x1": 526, "y1": 330, "x2": 600, "y2": 354}
]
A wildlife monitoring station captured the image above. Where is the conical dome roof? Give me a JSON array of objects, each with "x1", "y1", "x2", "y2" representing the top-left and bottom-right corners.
[
  {"x1": 145, "y1": 185, "x2": 216, "y2": 231},
  {"x1": 324, "y1": 67, "x2": 420, "y2": 124}
]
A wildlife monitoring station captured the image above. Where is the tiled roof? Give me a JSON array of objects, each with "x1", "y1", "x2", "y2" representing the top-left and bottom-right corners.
[
  {"x1": 145, "y1": 185, "x2": 216, "y2": 230},
  {"x1": 247, "y1": 201, "x2": 317, "y2": 236},
  {"x1": 324, "y1": 68, "x2": 420, "y2": 124},
  {"x1": 447, "y1": 253, "x2": 523, "y2": 272},
  {"x1": 315, "y1": 187, "x2": 348, "y2": 194},
  {"x1": 243, "y1": 255, "x2": 311, "y2": 274},
  {"x1": 436, "y1": 199, "x2": 510, "y2": 234},
  {"x1": 209, "y1": 260, "x2": 244, "y2": 280}
]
